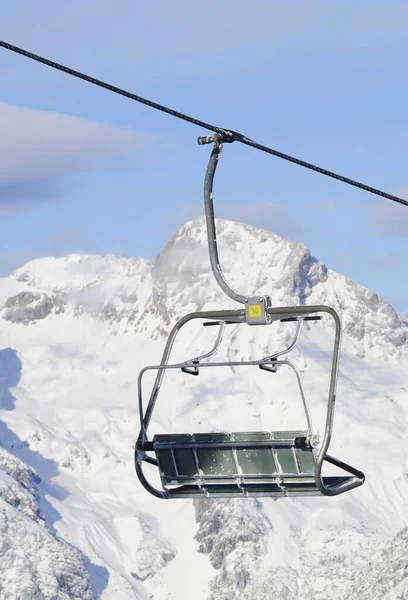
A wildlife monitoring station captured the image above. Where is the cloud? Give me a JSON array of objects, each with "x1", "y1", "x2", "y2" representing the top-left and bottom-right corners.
[
  {"x1": 0, "y1": 102, "x2": 151, "y2": 207},
  {"x1": 368, "y1": 193, "x2": 408, "y2": 237},
  {"x1": 158, "y1": 200, "x2": 304, "y2": 241},
  {"x1": 0, "y1": 179, "x2": 66, "y2": 211}
]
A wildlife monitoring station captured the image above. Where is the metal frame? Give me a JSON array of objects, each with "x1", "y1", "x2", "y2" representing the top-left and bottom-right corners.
[
  {"x1": 135, "y1": 305, "x2": 365, "y2": 498},
  {"x1": 201, "y1": 135, "x2": 247, "y2": 304},
  {"x1": 134, "y1": 135, "x2": 364, "y2": 499}
]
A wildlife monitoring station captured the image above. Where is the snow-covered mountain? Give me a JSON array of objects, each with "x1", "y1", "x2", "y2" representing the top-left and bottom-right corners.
[
  {"x1": 0, "y1": 447, "x2": 95, "y2": 599},
  {"x1": 0, "y1": 217, "x2": 407, "y2": 599}
]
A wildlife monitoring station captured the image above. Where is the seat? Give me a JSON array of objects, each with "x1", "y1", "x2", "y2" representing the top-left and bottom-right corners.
[{"x1": 150, "y1": 430, "x2": 356, "y2": 498}]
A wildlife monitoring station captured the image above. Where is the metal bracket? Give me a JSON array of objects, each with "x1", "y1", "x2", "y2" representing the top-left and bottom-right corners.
[
  {"x1": 259, "y1": 359, "x2": 278, "y2": 373},
  {"x1": 181, "y1": 360, "x2": 199, "y2": 376},
  {"x1": 245, "y1": 296, "x2": 272, "y2": 325}
]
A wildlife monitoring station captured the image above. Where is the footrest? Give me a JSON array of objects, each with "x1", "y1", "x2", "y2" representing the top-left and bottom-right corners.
[{"x1": 167, "y1": 476, "x2": 352, "y2": 498}]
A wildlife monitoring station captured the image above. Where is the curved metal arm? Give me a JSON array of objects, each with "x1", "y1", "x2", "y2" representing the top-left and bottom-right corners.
[
  {"x1": 134, "y1": 451, "x2": 169, "y2": 499},
  {"x1": 202, "y1": 135, "x2": 247, "y2": 304},
  {"x1": 183, "y1": 321, "x2": 226, "y2": 364},
  {"x1": 316, "y1": 454, "x2": 365, "y2": 496},
  {"x1": 263, "y1": 319, "x2": 304, "y2": 362},
  {"x1": 275, "y1": 358, "x2": 313, "y2": 435},
  {"x1": 309, "y1": 306, "x2": 364, "y2": 495}
]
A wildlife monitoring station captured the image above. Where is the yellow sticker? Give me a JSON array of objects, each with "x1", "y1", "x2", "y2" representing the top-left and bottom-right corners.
[{"x1": 248, "y1": 305, "x2": 262, "y2": 318}]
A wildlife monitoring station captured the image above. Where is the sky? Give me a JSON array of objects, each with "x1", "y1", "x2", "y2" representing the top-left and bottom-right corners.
[{"x1": 1, "y1": 0, "x2": 408, "y2": 315}]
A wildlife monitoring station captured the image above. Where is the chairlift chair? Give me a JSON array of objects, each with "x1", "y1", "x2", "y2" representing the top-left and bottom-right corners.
[{"x1": 135, "y1": 134, "x2": 365, "y2": 499}]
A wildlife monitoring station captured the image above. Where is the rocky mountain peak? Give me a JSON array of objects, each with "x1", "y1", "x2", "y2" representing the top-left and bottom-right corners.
[{"x1": 0, "y1": 218, "x2": 406, "y2": 361}]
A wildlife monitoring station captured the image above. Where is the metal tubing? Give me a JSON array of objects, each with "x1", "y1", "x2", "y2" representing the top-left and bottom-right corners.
[
  {"x1": 183, "y1": 321, "x2": 226, "y2": 364},
  {"x1": 162, "y1": 472, "x2": 315, "y2": 481},
  {"x1": 203, "y1": 136, "x2": 247, "y2": 304},
  {"x1": 262, "y1": 305, "x2": 353, "y2": 494},
  {"x1": 266, "y1": 319, "x2": 304, "y2": 360},
  {"x1": 276, "y1": 359, "x2": 313, "y2": 434},
  {"x1": 306, "y1": 307, "x2": 364, "y2": 494},
  {"x1": 260, "y1": 318, "x2": 313, "y2": 436},
  {"x1": 153, "y1": 439, "x2": 303, "y2": 450},
  {"x1": 134, "y1": 456, "x2": 169, "y2": 499}
]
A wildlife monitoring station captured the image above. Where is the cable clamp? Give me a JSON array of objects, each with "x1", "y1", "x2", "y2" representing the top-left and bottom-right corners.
[{"x1": 197, "y1": 129, "x2": 245, "y2": 146}]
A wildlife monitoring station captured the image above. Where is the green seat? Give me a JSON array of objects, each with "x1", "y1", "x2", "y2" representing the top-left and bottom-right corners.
[
  {"x1": 147, "y1": 431, "x2": 363, "y2": 498},
  {"x1": 153, "y1": 430, "x2": 316, "y2": 488},
  {"x1": 272, "y1": 431, "x2": 316, "y2": 475},
  {"x1": 194, "y1": 433, "x2": 236, "y2": 479},
  {"x1": 233, "y1": 432, "x2": 276, "y2": 477},
  {"x1": 155, "y1": 434, "x2": 197, "y2": 484}
]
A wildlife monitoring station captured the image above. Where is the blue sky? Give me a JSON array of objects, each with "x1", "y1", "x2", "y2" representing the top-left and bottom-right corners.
[{"x1": 1, "y1": 1, "x2": 408, "y2": 314}]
